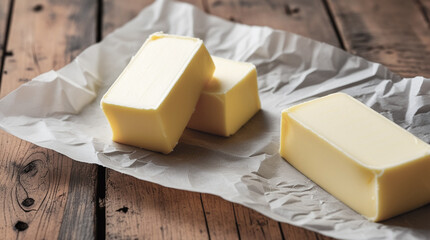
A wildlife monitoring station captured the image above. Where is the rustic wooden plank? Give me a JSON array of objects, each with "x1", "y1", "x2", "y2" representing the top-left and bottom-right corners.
[
  {"x1": 0, "y1": 0, "x2": 97, "y2": 238},
  {"x1": 233, "y1": 204, "x2": 283, "y2": 239},
  {"x1": 0, "y1": 0, "x2": 11, "y2": 65},
  {"x1": 102, "y1": 0, "x2": 152, "y2": 37},
  {"x1": 280, "y1": 224, "x2": 313, "y2": 239},
  {"x1": 205, "y1": 0, "x2": 340, "y2": 46},
  {"x1": 201, "y1": 194, "x2": 240, "y2": 240},
  {"x1": 105, "y1": 171, "x2": 209, "y2": 239},
  {"x1": 103, "y1": 0, "x2": 204, "y2": 36},
  {"x1": 421, "y1": 0, "x2": 430, "y2": 12},
  {"x1": 327, "y1": 0, "x2": 430, "y2": 77}
]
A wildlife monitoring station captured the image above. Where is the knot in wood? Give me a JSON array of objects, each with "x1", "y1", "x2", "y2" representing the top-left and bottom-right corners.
[
  {"x1": 14, "y1": 221, "x2": 29, "y2": 231},
  {"x1": 22, "y1": 198, "x2": 35, "y2": 207}
]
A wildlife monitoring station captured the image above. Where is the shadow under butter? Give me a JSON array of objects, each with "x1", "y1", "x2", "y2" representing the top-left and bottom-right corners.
[
  {"x1": 180, "y1": 109, "x2": 277, "y2": 156},
  {"x1": 382, "y1": 203, "x2": 430, "y2": 230}
]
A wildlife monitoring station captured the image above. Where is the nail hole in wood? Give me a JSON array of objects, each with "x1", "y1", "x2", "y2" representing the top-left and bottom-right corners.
[
  {"x1": 284, "y1": 4, "x2": 299, "y2": 15},
  {"x1": 33, "y1": 4, "x2": 44, "y2": 12},
  {"x1": 116, "y1": 206, "x2": 129, "y2": 213}
]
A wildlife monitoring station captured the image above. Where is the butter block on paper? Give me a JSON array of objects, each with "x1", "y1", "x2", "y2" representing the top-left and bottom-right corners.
[
  {"x1": 280, "y1": 92, "x2": 430, "y2": 221},
  {"x1": 101, "y1": 33, "x2": 215, "y2": 154},
  {"x1": 187, "y1": 56, "x2": 261, "y2": 136}
]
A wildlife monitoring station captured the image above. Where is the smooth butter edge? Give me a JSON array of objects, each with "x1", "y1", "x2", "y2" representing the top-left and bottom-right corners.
[{"x1": 281, "y1": 92, "x2": 430, "y2": 170}]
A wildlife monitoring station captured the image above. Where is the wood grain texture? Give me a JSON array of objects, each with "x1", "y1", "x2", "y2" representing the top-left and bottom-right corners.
[
  {"x1": 327, "y1": 0, "x2": 430, "y2": 77},
  {"x1": 200, "y1": 194, "x2": 239, "y2": 240},
  {"x1": 102, "y1": 0, "x2": 153, "y2": 36},
  {"x1": 0, "y1": 0, "x2": 97, "y2": 238},
  {"x1": 233, "y1": 204, "x2": 283, "y2": 239},
  {"x1": 103, "y1": 0, "x2": 204, "y2": 36},
  {"x1": 105, "y1": 171, "x2": 209, "y2": 239},
  {"x1": 421, "y1": 0, "x2": 430, "y2": 14},
  {"x1": 280, "y1": 223, "x2": 323, "y2": 240},
  {"x1": 280, "y1": 223, "x2": 316, "y2": 240},
  {"x1": 205, "y1": 0, "x2": 340, "y2": 46},
  {"x1": 0, "y1": 0, "x2": 10, "y2": 63}
]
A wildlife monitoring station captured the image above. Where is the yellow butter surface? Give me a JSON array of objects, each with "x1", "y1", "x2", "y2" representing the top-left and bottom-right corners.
[
  {"x1": 101, "y1": 33, "x2": 215, "y2": 153},
  {"x1": 280, "y1": 92, "x2": 430, "y2": 221},
  {"x1": 187, "y1": 56, "x2": 261, "y2": 136}
]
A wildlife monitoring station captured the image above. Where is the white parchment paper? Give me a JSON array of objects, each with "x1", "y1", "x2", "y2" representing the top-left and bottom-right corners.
[{"x1": 1, "y1": 0, "x2": 430, "y2": 239}]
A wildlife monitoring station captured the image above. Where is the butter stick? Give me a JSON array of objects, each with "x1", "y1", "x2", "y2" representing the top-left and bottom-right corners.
[
  {"x1": 280, "y1": 92, "x2": 430, "y2": 221},
  {"x1": 101, "y1": 33, "x2": 215, "y2": 153},
  {"x1": 187, "y1": 56, "x2": 261, "y2": 136}
]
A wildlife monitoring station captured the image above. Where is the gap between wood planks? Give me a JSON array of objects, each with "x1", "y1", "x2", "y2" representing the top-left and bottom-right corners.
[
  {"x1": 96, "y1": 0, "x2": 106, "y2": 240},
  {"x1": 0, "y1": 0, "x2": 14, "y2": 88},
  {"x1": 199, "y1": 195, "x2": 212, "y2": 239},
  {"x1": 321, "y1": 0, "x2": 345, "y2": 50},
  {"x1": 414, "y1": 0, "x2": 430, "y2": 28}
]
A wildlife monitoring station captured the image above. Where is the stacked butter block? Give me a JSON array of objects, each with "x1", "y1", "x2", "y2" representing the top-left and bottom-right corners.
[
  {"x1": 188, "y1": 56, "x2": 260, "y2": 136},
  {"x1": 101, "y1": 32, "x2": 261, "y2": 153}
]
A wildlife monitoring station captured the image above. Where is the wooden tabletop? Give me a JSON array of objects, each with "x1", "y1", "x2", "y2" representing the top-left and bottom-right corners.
[{"x1": 1, "y1": 0, "x2": 429, "y2": 239}]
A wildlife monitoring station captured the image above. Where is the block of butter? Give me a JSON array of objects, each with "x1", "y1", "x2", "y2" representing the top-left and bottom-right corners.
[
  {"x1": 187, "y1": 56, "x2": 261, "y2": 136},
  {"x1": 101, "y1": 33, "x2": 215, "y2": 153},
  {"x1": 280, "y1": 92, "x2": 430, "y2": 221}
]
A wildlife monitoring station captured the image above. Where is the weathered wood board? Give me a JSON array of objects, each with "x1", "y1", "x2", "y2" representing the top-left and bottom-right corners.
[
  {"x1": 0, "y1": 0, "x2": 97, "y2": 239},
  {"x1": 327, "y1": 0, "x2": 430, "y2": 77}
]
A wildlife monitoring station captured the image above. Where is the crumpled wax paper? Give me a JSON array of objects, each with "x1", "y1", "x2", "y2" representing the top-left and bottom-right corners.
[{"x1": 1, "y1": 0, "x2": 429, "y2": 239}]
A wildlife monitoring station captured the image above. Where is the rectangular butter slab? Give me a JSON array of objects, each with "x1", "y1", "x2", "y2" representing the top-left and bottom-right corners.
[
  {"x1": 280, "y1": 92, "x2": 430, "y2": 221},
  {"x1": 101, "y1": 33, "x2": 215, "y2": 153},
  {"x1": 187, "y1": 56, "x2": 261, "y2": 136}
]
